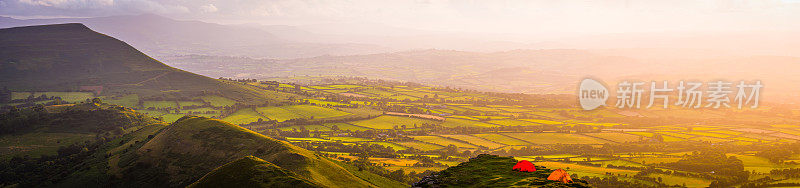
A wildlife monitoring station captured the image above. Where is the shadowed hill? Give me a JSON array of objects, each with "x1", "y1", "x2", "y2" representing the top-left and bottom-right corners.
[
  {"x1": 133, "y1": 116, "x2": 373, "y2": 187},
  {"x1": 0, "y1": 23, "x2": 269, "y2": 102},
  {"x1": 188, "y1": 156, "x2": 320, "y2": 188}
]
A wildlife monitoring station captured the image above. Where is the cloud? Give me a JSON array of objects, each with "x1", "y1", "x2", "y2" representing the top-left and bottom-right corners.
[
  {"x1": 2, "y1": 0, "x2": 800, "y2": 35},
  {"x1": 199, "y1": 3, "x2": 216, "y2": 13},
  {"x1": 17, "y1": 0, "x2": 114, "y2": 9},
  {"x1": 0, "y1": 0, "x2": 189, "y2": 17}
]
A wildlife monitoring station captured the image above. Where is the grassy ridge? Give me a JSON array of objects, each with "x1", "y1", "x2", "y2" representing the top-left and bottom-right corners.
[
  {"x1": 188, "y1": 156, "x2": 320, "y2": 188},
  {"x1": 136, "y1": 116, "x2": 373, "y2": 187}
]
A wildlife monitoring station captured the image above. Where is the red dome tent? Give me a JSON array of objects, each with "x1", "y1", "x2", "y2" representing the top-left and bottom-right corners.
[{"x1": 512, "y1": 160, "x2": 536, "y2": 172}]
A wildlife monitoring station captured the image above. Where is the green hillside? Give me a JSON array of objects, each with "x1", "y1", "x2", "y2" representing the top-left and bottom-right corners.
[
  {"x1": 188, "y1": 156, "x2": 320, "y2": 188},
  {"x1": 133, "y1": 116, "x2": 373, "y2": 187},
  {"x1": 0, "y1": 102, "x2": 169, "y2": 186},
  {"x1": 0, "y1": 23, "x2": 270, "y2": 102},
  {"x1": 0, "y1": 103, "x2": 380, "y2": 187},
  {"x1": 413, "y1": 154, "x2": 590, "y2": 187}
]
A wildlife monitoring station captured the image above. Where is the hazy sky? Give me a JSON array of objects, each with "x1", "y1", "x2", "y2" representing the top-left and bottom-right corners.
[{"x1": 2, "y1": 0, "x2": 800, "y2": 36}]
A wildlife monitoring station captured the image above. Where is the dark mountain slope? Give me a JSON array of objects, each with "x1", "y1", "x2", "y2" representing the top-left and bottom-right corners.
[{"x1": 0, "y1": 23, "x2": 269, "y2": 102}]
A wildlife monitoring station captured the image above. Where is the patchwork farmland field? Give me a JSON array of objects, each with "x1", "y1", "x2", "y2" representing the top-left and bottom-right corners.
[
  {"x1": 351, "y1": 115, "x2": 439, "y2": 129},
  {"x1": 11, "y1": 92, "x2": 94, "y2": 103},
  {"x1": 440, "y1": 134, "x2": 506, "y2": 149},
  {"x1": 199, "y1": 95, "x2": 237, "y2": 107},
  {"x1": 255, "y1": 105, "x2": 350, "y2": 122},
  {"x1": 396, "y1": 141, "x2": 444, "y2": 151},
  {"x1": 472, "y1": 134, "x2": 530, "y2": 145},
  {"x1": 221, "y1": 108, "x2": 266, "y2": 125},
  {"x1": 502, "y1": 133, "x2": 609, "y2": 145},
  {"x1": 410, "y1": 136, "x2": 478, "y2": 149},
  {"x1": 583, "y1": 132, "x2": 642, "y2": 143},
  {"x1": 10, "y1": 79, "x2": 800, "y2": 188}
]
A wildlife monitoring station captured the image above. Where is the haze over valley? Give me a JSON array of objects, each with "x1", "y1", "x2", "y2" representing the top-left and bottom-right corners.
[{"x1": 3, "y1": 1, "x2": 800, "y2": 187}]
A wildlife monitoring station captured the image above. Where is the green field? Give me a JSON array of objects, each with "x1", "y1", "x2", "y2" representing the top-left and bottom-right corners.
[
  {"x1": 306, "y1": 99, "x2": 350, "y2": 106},
  {"x1": 440, "y1": 134, "x2": 506, "y2": 149},
  {"x1": 410, "y1": 136, "x2": 478, "y2": 148},
  {"x1": 325, "y1": 84, "x2": 362, "y2": 89},
  {"x1": 102, "y1": 94, "x2": 139, "y2": 107},
  {"x1": 142, "y1": 100, "x2": 178, "y2": 109},
  {"x1": 502, "y1": 133, "x2": 609, "y2": 145},
  {"x1": 351, "y1": 115, "x2": 440, "y2": 129},
  {"x1": 486, "y1": 119, "x2": 538, "y2": 126},
  {"x1": 729, "y1": 154, "x2": 800, "y2": 173},
  {"x1": 645, "y1": 173, "x2": 711, "y2": 187},
  {"x1": 369, "y1": 142, "x2": 409, "y2": 150},
  {"x1": 178, "y1": 101, "x2": 204, "y2": 107},
  {"x1": 200, "y1": 95, "x2": 237, "y2": 107},
  {"x1": 0, "y1": 132, "x2": 95, "y2": 159},
  {"x1": 519, "y1": 119, "x2": 563, "y2": 125},
  {"x1": 12, "y1": 91, "x2": 95, "y2": 103},
  {"x1": 441, "y1": 118, "x2": 499, "y2": 128},
  {"x1": 396, "y1": 141, "x2": 444, "y2": 151},
  {"x1": 278, "y1": 125, "x2": 332, "y2": 131},
  {"x1": 160, "y1": 114, "x2": 186, "y2": 122},
  {"x1": 255, "y1": 105, "x2": 350, "y2": 122},
  {"x1": 588, "y1": 160, "x2": 646, "y2": 168},
  {"x1": 222, "y1": 108, "x2": 267, "y2": 125},
  {"x1": 286, "y1": 137, "x2": 330, "y2": 142},
  {"x1": 326, "y1": 137, "x2": 373, "y2": 142},
  {"x1": 322, "y1": 123, "x2": 371, "y2": 131},
  {"x1": 583, "y1": 132, "x2": 642, "y2": 143},
  {"x1": 472, "y1": 133, "x2": 530, "y2": 145}
]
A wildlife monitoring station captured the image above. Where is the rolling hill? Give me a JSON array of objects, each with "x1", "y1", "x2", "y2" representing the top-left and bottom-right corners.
[
  {"x1": 0, "y1": 23, "x2": 273, "y2": 102},
  {"x1": 0, "y1": 102, "x2": 389, "y2": 187},
  {"x1": 188, "y1": 156, "x2": 320, "y2": 188},
  {"x1": 133, "y1": 116, "x2": 374, "y2": 187}
]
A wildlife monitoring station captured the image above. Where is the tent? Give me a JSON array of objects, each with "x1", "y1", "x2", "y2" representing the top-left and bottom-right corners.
[
  {"x1": 512, "y1": 160, "x2": 536, "y2": 172},
  {"x1": 547, "y1": 169, "x2": 573, "y2": 183}
]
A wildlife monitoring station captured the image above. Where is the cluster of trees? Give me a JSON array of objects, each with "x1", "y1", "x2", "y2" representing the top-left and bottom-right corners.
[
  {"x1": 663, "y1": 150, "x2": 749, "y2": 187},
  {"x1": 0, "y1": 102, "x2": 157, "y2": 186},
  {"x1": 755, "y1": 143, "x2": 800, "y2": 163},
  {"x1": 0, "y1": 138, "x2": 110, "y2": 186},
  {"x1": 1, "y1": 101, "x2": 154, "y2": 135},
  {"x1": 338, "y1": 154, "x2": 436, "y2": 184},
  {"x1": 770, "y1": 168, "x2": 800, "y2": 178},
  {"x1": 665, "y1": 150, "x2": 746, "y2": 176},
  {"x1": 581, "y1": 176, "x2": 681, "y2": 188}
]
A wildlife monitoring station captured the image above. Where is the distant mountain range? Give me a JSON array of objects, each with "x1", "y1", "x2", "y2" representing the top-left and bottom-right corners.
[
  {"x1": 0, "y1": 14, "x2": 392, "y2": 59},
  {"x1": 161, "y1": 50, "x2": 800, "y2": 101},
  {"x1": 5, "y1": 14, "x2": 798, "y2": 61}
]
